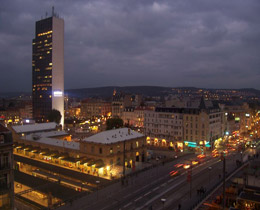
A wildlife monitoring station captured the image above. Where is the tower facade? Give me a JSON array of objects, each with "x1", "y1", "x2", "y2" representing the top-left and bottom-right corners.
[{"x1": 32, "y1": 13, "x2": 64, "y2": 127}]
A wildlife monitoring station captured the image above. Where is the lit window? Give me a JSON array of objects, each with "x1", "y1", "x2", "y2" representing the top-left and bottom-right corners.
[
  {"x1": 49, "y1": 63, "x2": 52, "y2": 66},
  {"x1": 49, "y1": 95, "x2": 52, "y2": 98},
  {"x1": 39, "y1": 95, "x2": 42, "y2": 98},
  {"x1": 37, "y1": 30, "x2": 52, "y2": 37}
]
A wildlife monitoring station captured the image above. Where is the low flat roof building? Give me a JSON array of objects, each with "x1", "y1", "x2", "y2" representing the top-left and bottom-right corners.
[
  {"x1": 12, "y1": 122, "x2": 58, "y2": 135},
  {"x1": 12, "y1": 126, "x2": 146, "y2": 178}
]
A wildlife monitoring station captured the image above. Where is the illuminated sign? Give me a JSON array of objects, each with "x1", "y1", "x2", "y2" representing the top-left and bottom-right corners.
[
  {"x1": 235, "y1": 117, "x2": 240, "y2": 121},
  {"x1": 53, "y1": 90, "x2": 63, "y2": 97},
  {"x1": 25, "y1": 119, "x2": 30, "y2": 123},
  {"x1": 245, "y1": 113, "x2": 250, "y2": 117}
]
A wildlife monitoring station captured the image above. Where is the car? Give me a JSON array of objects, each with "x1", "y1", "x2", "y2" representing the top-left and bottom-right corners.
[
  {"x1": 183, "y1": 164, "x2": 191, "y2": 169},
  {"x1": 212, "y1": 153, "x2": 219, "y2": 158},
  {"x1": 197, "y1": 154, "x2": 206, "y2": 159},
  {"x1": 169, "y1": 170, "x2": 179, "y2": 176},
  {"x1": 192, "y1": 160, "x2": 199, "y2": 165},
  {"x1": 174, "y1": 163, "x2": 183, "y2": 168}
]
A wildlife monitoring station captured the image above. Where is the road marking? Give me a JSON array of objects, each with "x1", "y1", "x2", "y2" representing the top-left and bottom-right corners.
[
  {"x1": 144, "y1": 191, "x2": 152, "y2": 196},
  {"x1": 153, "y1": 186, "x2": 159, "y2": 191},
  {"x1": 161, "y1": 183, "x2": 166, "y2": 187},
  {"x1": 134, "y1": 196, "x2": 142, "y2": 202},
  {"x1": 123, "y1": 202, "x2": 132, "y2": 208}
]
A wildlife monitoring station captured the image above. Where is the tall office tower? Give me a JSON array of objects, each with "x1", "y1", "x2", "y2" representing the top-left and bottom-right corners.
[
  {"x1": 0, "y1": 124, "x2": 14, "y2": 209},
  {"x1": 32, "y1": 9, "x2": 64, "y2": 127}
]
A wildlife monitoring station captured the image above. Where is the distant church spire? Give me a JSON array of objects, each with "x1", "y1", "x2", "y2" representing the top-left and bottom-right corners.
[{"x1": 113, "y1": 88, "x2": 117, "y2": 96}]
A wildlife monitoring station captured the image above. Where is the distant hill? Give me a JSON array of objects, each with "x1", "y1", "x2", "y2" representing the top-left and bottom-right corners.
[
  {"x1": 0, "y1": 86, "x2": 260, "y2": 99},
  {"x1": 65, "y1": 86, "x2": 174, "y2": 98},
  {"x1": 0, "y1": 92, "x2": 31, "y2": 98}
]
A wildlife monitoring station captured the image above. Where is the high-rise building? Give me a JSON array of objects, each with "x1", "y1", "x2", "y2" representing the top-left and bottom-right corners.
[
  {"x1": 0, "y1": 124, "x2": 14, "y2": 209},
  {"x1": 32, "y1": 9, "x2": 64, "y2": 127}
]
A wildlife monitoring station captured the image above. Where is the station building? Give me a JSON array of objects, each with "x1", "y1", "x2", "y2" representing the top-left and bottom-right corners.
[{"x1": 11, "y1": 123, "x2": 146, "y2": 178}]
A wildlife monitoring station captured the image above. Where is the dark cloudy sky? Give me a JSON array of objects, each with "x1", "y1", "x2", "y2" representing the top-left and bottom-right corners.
[{"x1": 1, "y1": 0, "x2": 260, "y2": 92}]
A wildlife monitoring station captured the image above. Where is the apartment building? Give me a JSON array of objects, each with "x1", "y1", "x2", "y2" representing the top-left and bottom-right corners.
[
  {"x1": 122, "y1": 106, "x2": 152, "y2": 128},
  {"x1": 144, "y1": 108, "x2": 183, "y2": 149},
  {"x1": 144, "y1": 98, "x2": 223, "y2": 150},
  {"x1": 81, "y1": 99, "x2": 111, "y2": 119}
]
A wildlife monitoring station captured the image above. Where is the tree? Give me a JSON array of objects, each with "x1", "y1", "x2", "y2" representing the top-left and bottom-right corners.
[
  {"x1": 106, "y1": 117, "x2": 124, "y2": 130},
  {"x1": 48, "y1": 109, "x2": 61, "y2": 124}
]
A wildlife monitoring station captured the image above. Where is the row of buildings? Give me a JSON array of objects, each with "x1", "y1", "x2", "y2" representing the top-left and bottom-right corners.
[{"x1": 1, "y1": 93, "x2": 257, "y2": 152}]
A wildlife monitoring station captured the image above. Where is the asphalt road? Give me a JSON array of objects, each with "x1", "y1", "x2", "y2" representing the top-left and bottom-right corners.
[
  {"x1": 57, "y1": 149, "x2": 256, "y2": 210},
  {"x1": 56, "y1": 152, "x2": 195, "y2": 210}
]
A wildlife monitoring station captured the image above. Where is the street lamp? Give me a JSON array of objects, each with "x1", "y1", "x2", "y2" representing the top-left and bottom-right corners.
[
  {"x1": 96, "y1": 180, "x2": 100, "y2": 200},
  {"x1": 156, "y1": 158, "x2": 159, "y2": 177},
  {"x1": 208, "y1": 167, "x2": 212, "y2": 185},
  {"x1": 161, "y1": 198, "x2": 166, "y2": 209}
]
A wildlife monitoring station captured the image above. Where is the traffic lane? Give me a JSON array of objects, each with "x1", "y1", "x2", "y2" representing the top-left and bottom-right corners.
[
  {"x1": 121, "y1": 157, "x2": 222, "y2": 210},
  {"x1": 133, "y1": 158, "x2": 222, "y2": 210},
  {"x1": 81, "y1": 153, "x2": 232, "y2": 210},
  {"x1": 100, "y1": 160, "x2": 197, "y2": 210},
  {"x1": 158, "y1": 153, "x2": 241, "y2": 210},
  {"x1": 134, "y1": 152, "x2": 240, "y2": 210},
  {"x1": 79, "y1": 153, "x2": 196, "y2": 210}
]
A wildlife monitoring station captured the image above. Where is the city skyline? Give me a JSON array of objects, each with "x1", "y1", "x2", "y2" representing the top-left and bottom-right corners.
[{"x1": 1, "y1": 0, "x2": 260, "y2": 92}]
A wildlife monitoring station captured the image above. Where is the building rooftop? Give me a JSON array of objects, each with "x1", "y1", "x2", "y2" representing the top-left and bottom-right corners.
[
  {"x1": 25, "y1": 130, "x2": 68, "y2": 139},
  {"x1": 82, "y1": 128, "x2": 144, "y2": 144},
  {"x1": 12, "y1": 122, "x2": 57, "y2": 134},
  {"x1": 22, "y1": 135, "x2": 79, "y2": 150}
]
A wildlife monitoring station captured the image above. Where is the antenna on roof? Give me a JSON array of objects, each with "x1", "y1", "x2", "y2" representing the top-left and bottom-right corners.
[
  {"x1": 52, "y1": 6, "x2": 55, "y2": 16},
  {"x1": 45, "y1": 12, "x2": 48, "y2": 18}
]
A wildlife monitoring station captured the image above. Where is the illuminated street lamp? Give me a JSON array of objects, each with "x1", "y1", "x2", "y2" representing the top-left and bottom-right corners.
[
  {"x1": 208, "y1": 166, "x2": 212, "y2": 184},
  {"x1": 96, "y1": 180, "x2": 100, "y2": 200},
  {"x1": 161, "y1": 198, "x2": 166, "y2": 209}
]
